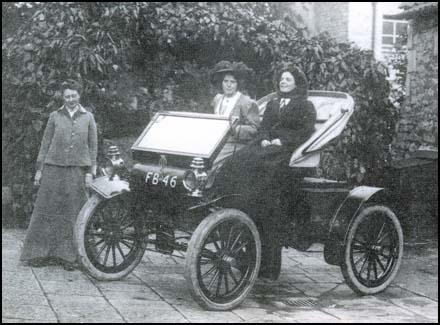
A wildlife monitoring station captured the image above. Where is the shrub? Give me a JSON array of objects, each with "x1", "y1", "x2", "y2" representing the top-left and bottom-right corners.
[{"x1": 2, "y1": 2, "x2": 397, "y2": 225}]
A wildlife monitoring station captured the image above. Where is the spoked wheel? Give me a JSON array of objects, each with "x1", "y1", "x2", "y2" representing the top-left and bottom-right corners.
[
  {"x1": 341, "y1": 205, "x2": 403, "y2": 295},
  {"x1": 185, "y1": 209, "x2": 261, "y2": 310},
  {"x1": 74, "y1": 194, "x2": 145, "y2": 280}
]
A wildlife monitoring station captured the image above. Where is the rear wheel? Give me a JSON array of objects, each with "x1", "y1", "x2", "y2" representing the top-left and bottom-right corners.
[
  {"x1": 185, "y1": 209, "x2": 261, "y2": 310},
  {"x1": 341, "y1": 205, "x2": 403, "y2": 295},
  {"x1": 74, "y1": 194, "x2": 145, "y2": 280}
]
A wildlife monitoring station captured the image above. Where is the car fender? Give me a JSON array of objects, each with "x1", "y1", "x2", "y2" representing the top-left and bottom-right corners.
[
  {"x1": 324, "y1": 186, "x2": 384, "y2": 265},
  {"x1": 89, "y1": 176, "x2": 130, "y2": 199},
  {"x1": 188, "y1": 193, "x2": 246, "y2": 211}
]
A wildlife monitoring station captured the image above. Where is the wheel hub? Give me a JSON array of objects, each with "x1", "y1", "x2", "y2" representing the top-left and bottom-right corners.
[
  {"x1": 370, "y1": 245, "x2": 382, "y2": 252},
  {"x1": 220, "y1": 254, "x2": 236, "y2": 268}
]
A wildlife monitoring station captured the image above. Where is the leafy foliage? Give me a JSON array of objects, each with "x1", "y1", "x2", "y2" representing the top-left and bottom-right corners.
[{"x1": 2, "y1": 2, "x2": 397, "y2": 225}]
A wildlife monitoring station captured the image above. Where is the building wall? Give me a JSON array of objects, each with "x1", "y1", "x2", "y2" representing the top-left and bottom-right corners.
[
  {"x1": 313, "y1": 2, "x2": 349, "y2": 42},
  {"x1": 392, "y1": 16, "x2": 438, "y2": 159},
  {"x1": 287, "y1": 2, "x2": 315, "y2": 35},
  {"x1": 348, "y1": 2, "x2": 373, "y2": 50}
]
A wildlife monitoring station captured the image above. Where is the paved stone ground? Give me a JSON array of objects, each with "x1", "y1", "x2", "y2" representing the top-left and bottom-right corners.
[{"x1": 2, "y1": 228, "x2": 438, "y2": 323}]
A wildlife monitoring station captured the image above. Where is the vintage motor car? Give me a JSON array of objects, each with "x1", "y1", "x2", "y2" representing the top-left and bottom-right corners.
[{"x1": 74, "y1": 91, "x2": 403, "y2": 311}]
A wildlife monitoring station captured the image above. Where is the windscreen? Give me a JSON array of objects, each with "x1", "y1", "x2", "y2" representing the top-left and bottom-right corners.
[{"x1": 131, "y1": 112, "x2": 231, "y2": 158}]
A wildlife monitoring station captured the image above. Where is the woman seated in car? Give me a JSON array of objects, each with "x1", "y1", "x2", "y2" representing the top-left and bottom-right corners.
[
  {"x1": 216, "y1": 63, "x2": 316, "y2": 190},
  {"x1": 213, "y1": 64, "x2": 316, "y2": 278},
  {"x1": 210, "y1": 60, "x2": 260, "y2": 164}
]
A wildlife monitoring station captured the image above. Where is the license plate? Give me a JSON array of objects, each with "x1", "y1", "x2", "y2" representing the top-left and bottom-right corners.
[{"x1": 145, "y1": 172, "x2": 177, "y2": 188}]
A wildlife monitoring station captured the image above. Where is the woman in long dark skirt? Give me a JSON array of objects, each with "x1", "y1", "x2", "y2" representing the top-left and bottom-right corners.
[
  {"x1": 20, "y1": 80, "x2": 98, "y2": 271},
  {"x1": 213, "y1": 64, "x2": 316, "y2": 279}
]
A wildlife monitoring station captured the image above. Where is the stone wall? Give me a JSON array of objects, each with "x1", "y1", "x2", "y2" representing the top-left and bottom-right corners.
[
  {"x1": 389, "y1": 13, "x2": 438, "y2": 240},
  {"x1": 392, "y1": 16, "x2": 438, "y2": 159}
]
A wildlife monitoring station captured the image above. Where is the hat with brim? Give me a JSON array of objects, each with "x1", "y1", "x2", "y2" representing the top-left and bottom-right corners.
[{"x1": 210, "y1": 61, "x2": 254, "y2": 84}]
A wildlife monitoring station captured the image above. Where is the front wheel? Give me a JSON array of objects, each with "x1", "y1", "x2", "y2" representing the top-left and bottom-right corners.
[
  {"x1": 74, "y1": 193, "x2": 145, "y2": 281},
  {"x1": 341, "y1": 205, "x2": 403, "y2": 295},
  {"x1": 185, "y1": 209, "x2": 261, "y2": 310}
]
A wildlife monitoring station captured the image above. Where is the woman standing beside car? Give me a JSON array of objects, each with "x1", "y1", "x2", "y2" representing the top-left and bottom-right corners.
[{"x1": 20, "y1": 79, "x2": 98, "y2": 271}]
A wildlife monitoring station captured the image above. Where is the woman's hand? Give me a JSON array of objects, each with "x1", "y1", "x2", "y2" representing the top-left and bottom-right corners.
[
  {"x1": 34, "y1": 170, "x2": 42, "y2": 186},
  {"x1": 91, "y1": 165, "x2": 97, "y2": 177},
  {"x1": 85, "y1": 173, "x2": 93, "y2": 188},
  {"x1": 271, "y1": 138, "x2": 282, "y2": 146},
  {"x1": 261, "y1": 140, "x2": 271, "y2": 148}
]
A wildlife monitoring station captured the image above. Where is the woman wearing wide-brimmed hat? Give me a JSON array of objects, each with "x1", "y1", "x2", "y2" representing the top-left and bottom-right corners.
[{"x1": 210, "y1": 60, "x2": 260, "y2": 163}]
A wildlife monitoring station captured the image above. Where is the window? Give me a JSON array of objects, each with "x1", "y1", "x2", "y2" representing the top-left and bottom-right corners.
[{"x1": 381, "y1": 19, "x2": 408, "y2": 59}]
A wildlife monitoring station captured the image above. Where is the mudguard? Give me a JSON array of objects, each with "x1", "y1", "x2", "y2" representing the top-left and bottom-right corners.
[
  {"x1": 89, "y1": 176, "x2": 130, "y2": 199},
  {"x1": 188, "y1": 194, "x2": 246, "y2": 213},
  {"x1": 324, "y1": 186, "x2": 384, "y2": 265}
]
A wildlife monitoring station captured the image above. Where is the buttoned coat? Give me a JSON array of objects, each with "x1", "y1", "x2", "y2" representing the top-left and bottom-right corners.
[
  {"x1": 211, "y1": 93, "x2": 260, "y2": 143},
  {"x1": 36, "y1": 105, "x2": 98, "y2": 171}
]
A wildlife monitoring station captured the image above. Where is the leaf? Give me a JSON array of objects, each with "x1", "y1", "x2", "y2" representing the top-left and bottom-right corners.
[
  {"x1": 27, "y1": 62, "x2": 35, "y2": 72},
  {"x1": 32, "y1": 120, "x2": 43, "y2": 132},
  {"x1": 23, "y1": 52, "x2": 32, "y2": 63}
]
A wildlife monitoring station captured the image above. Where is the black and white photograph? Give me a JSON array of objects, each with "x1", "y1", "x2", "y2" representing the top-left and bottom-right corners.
[{"x1": 2, "y1": 2, "x2": 438, "y2": 323}]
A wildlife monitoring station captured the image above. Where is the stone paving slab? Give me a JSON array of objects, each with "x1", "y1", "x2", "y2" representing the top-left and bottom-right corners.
[
  {"x1": 290, "y1": 282, "x2": 340, "y2": 297},
  {"x1": 2, "y1": 318, "x2": 57, "y2": 323},
  {"x1": 2, "y1": 291, "x2": 50, "y2": 307},
  {"x1": 47, "y1": 294, "x2": 125, "y2": 322},
  {"x1": 173, "y1": 304, "x2": 243, "y2": 323},
  {"x1": 32, "y1": 266, "x2": 91, "y2": 282},
  {"x1": 100, "y1": 289, "x2": 162, "y2": 302},
  {"x1": 276, "y1": 308, "x2": 341, "y2": 323},
  {"x1": 109, "y1": 299, "x2": 189, "y2": 323},
  {"x1": 2, "y1": 304, "x2": 57, "y2": 322},
  {"x1": 2, "y1": 228, "x2": 438, "y2": 323},
  {"x1": 38, "y1": 279, "x2": 102, "y2": 296},
  {"x1": 232, "y1": 306, "x2": 290, "y2": 323},
  {"x1": 389, "y1": 296, "x2": 439, "y2": 321}
]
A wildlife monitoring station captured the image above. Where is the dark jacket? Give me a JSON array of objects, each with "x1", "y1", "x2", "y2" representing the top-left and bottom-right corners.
[
  {"x1": 36, "y1": 105, "x2": 98, "y2": 171},
  {"x1": 258, "y1": 96, "x2": 316, "y2": 150}
]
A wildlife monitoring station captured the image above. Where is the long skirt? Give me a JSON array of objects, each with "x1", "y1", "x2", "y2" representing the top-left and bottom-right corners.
[
  {"x1": 20, "y1": 164, "x2": 88, "y2": 263},
  {"x1": 212, "y1": 142, "x2": 312, "y2": 227}
]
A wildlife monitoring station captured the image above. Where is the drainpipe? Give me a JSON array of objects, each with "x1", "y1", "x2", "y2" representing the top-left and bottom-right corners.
[{"x1": 372, "y1": 2, "x2": 377, "y2": 57}]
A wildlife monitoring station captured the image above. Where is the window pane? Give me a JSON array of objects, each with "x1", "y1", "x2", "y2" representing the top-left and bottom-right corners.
[
  {"x1": 383, "y1": 21, "x2": 394, "y2": 35},
  {"x1": 382, "y1": 36, "x2": 394, "y2": 45},
  {"x1": 396, "y1": 22, "x2": 408, "y2": 36}
]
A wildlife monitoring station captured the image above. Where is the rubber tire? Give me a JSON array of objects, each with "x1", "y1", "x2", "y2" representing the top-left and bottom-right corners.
[
  {"x1": 185, "y1": 209, "x2": 261, "y2": 311},
  {"x1": 341, "y1": 205, "x2": 403, "y2": 295},
  {"x1": 74, "y1": 193, "x2": 145, "y2": 281}
]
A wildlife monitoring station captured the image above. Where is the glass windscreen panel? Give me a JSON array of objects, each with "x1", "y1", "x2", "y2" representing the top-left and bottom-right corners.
[{"x1": 132, "y1": 112, "x2": 231, "y2": 158}]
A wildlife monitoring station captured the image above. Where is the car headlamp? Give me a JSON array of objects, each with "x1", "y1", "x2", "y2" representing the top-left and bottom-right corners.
[
  {"x1": 183, "y1": 157, "x2": 207, "y2": 197},
  {"x1": 104, "y1": 146, "x2": 125, "y2": 180},
  {"x1": 104, "y1": 158, "x2": 115, "y2": 176},
  {"x1": 183, "y1": 170, "x2": 197, "y2": 191}
]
